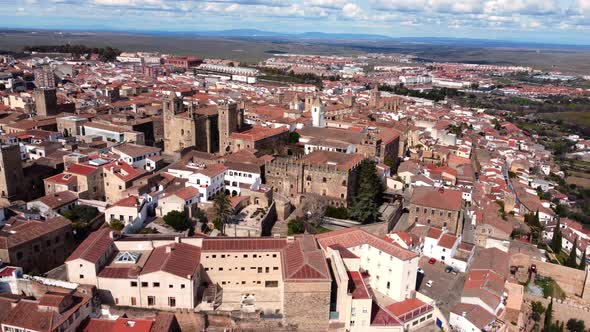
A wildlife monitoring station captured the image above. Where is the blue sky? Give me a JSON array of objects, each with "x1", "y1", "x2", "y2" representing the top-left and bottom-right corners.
[{"x1": 1, "y1": 0, "x2": 590, "y2": 44}]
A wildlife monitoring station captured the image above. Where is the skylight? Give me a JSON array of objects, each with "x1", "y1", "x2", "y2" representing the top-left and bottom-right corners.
[{"x1": 114, "y1": 251, "x2": 140, "y2": 264}]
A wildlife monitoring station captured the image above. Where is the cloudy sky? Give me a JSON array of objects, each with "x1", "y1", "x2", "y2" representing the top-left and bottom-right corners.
[{"x1": 1, "y1": 0, "x2": 590, "y2": 44}]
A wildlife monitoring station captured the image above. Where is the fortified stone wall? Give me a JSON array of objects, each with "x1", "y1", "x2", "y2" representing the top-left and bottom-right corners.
[{"x1": 282, "y1": 280, "x2": 331, "y2": 331}]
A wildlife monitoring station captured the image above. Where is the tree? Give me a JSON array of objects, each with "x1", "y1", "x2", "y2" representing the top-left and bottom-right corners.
[
  {"x1": 551, "y1": 220, "x2": 563, "y2": 253},
  {"x1": 163, "y1": 210, "x2": 191, "y2": 232},
  {"x1": 544, "y1": 298, "x2": 553, "y2": 327},
  {"x1": 567, "y1": 237, "x2": 578, "y2": 268},
  {"x1": 213, "y1": 192, "x2": 233, "y2": 234},
  {"x1": 287, "y1": 218, "x2": 305, "y2": 235},
  {"x1": 579, "y1": 247, "x2": 586, "y2": 270},
  {"x1": 348, "y1": 159, "x2": 383, "y2": 224},
  {"x1": 288, "y1": 131, "x2": 300, "y2": 144},
  {"x1": 109, "y1": 219, "x2": 125, "y2": 231},
  {"x1": 531, "y1": 301, "x2": 545, "y2": 322},
  {"x1": 566, "y1": 319, "x2": 585, "y2": 332}
]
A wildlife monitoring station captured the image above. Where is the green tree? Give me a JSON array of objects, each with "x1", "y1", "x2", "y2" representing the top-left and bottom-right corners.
[
  {"x1": 213, "y1": 192, "x2": 233, "y2": 234},
  {"x1": 551, "y1": 220, "x2": 563, "y2": 253},
  {"x1": 567, "y1": 237, "x2": 578, "y2": 268},
  {"x1": 163, "y1": 210, "x2": 191, "y2": 232},
  {"x1": 566, "y1": 319, "x2": 585, "y2": 332},
  {"x1": 348, "y1": 159, "x2": 383, "y2": 224},
  {"x1": 544, "y1": 298, "x2": 553, "y2": 327},
  {"x1": 288, "y1": 131, "x2": 300, "y2": 144},
  {"x1": 287, "y1": 218, "x2": 305, "y2": 235},
  {"x1": 531, "y1": 301, "x2": 545, "y2": 322},
  {"x1": 109, "y1": 219, "x2": 125, "y2": 231}
]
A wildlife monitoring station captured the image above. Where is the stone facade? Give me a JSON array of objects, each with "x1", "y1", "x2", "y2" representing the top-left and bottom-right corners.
[
  {"x1": 0, "y1": 144, "x2": 25, "y2": 200},
  {"x1": 0, "y1": 218, "x2": 75, "y2": 274},
  {"x1": 407, "y1": 202, "x2": 463, "y2": 235},
  {"x1": 264, "y1": 156, "x2": 361, "y2": 208},
  {"x1": 34, "y1": 88, "x2": 58, "y2": 116},
  {"x1": 282, "y1": 280, "x2": 331, "y2": 331},
  {"x1": 163, "y1": 96, "x2": 243, "y2": 155}
]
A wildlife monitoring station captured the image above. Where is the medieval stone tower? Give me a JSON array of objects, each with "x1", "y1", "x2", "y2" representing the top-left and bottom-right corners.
[
  {"x1": 218, "y1": 101, "x2": 243, "y2": 155},
  {"x1": 369, "y1": 85, "x2": 380, "y2": 108}
]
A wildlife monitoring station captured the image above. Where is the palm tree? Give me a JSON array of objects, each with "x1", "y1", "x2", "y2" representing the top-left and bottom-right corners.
[{"x1": 213, "y1": 192, "x2": 233, "y2": 235}]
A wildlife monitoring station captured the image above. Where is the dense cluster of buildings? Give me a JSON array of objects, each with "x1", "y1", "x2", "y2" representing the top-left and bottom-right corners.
[{"x1": 0, "y1": 46, "x2": 587, "y2": 331}]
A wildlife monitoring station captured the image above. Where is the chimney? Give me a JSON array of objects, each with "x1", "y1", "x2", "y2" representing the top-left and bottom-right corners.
[
  {"x1": 109, "y1": 231, "x2": 118, "y2": 239},
  {"x1": 165, "y1": 246, "x2": 173, "y2": 253},
  {"x1": 462, "y1": 312, "x2": 466, "y2": 317},
  {"x1": 174, "y1": 236, "x2": 180, "y2": 243}
]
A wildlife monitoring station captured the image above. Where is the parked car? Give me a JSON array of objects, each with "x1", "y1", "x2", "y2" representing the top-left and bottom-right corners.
[
  {"x1": 428, "y1": 258, "x2": 436, "y2": 264},
  {"x1": 445, "y1": 266, "x2": 453, "y2": 273},
  {"x1": 426, "y1": 280, "x2": 433, "y2": 288}
]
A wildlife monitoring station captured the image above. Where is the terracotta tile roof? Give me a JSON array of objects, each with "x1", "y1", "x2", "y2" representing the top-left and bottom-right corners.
[
  {"x1": 348, "y1": 271, "x2": 370, "y2": 299},
  {"x1": 281, "y1": 236, "x2": 330, "y2": 281},
  {"x1": 67, "y1": 163, "x2": 98, "y2": 176},
  {"x1": 450, "y1": 303, "x2": 495, "y2": 329},
  {"x1": 0, "y1": 217, "x2": 72, "y2": 250},
  {"x1": 33, "y1": 190, "x2": 78, "y2": 209},
  {"x1": 437, "y1": 233, "x2": 457, "y2": 249},
  {"x1": 66, "y1": 228, "x2": 114, "y2": 263},
  {"x1": 328, "y1": 243, "x2": 358, "y2": 258},
  {"x1": 371, "y1": 302, "x2": 402, "y2": 327},
  {"x1": 98, "y1": 266, "x2": 141, "y2": 279},
  {"x1": 386, "y1": 298, "x2": 433, "y2": 322},
  {"x1": 113, "y1": 143, "x2": 161, "y2": 158},
  {"x1": 201, "y1": 237, "x2": 287, "y2": 252},
  {"x1": 141, "y1": 243, "x2": 201, "y2": 279},
  {"x1": 173, "y1": 186, "x2": 200, "y2": 201},
  {"x1": 110, "y1": 195, "x2": 140, "y2": 208},
  {"x1": 230, "y1": 125, "x2": 288, "y2": 141},
  {"x1": 316, "y1": 227, "x2": 418, "y2": 261},
  {"x1": 300, "y1": 150, "x2": 365, "y2": 171},
  {"x1": 426, "y1": 227, "x2": 443, "y2": 239},
  {"x1": 410, "y1": 186, "x2": 462, "y2": 211}
]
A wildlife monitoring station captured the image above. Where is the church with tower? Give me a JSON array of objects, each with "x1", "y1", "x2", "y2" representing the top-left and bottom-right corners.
[{"x1": 163, "y1": 94, "x2": 244, "y2": 155}]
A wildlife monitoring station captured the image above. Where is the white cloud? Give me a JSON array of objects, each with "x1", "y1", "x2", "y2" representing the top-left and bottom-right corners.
[{"x1": 342, "y1": 3, "x2": 363, "y2": 18}]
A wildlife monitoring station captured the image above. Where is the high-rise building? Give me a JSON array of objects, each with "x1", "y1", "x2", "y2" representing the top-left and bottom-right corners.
[
  {"x1": 34, "y1": 88, "x2": 58, "y2": 116},
  {"x1": 0, "y1": 144, "x2": 25, "y2": 200}
]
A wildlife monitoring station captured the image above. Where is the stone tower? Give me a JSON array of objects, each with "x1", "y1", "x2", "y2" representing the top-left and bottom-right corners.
[
  {"x1": 218, "y1": 101, "x2": 242, "y2": 155},
  {"x1": 311, "y1": 97, "x2": 325, "y2": 128},
  {"x1": 0, "y1": 144, "x2": 24, "y2": 200},
  {"x1": 34, "y1": 88, "x2": 58, "y2": 116},
  {"x1": 369, "y1": 85, "x2": 380, "y2": 108}
]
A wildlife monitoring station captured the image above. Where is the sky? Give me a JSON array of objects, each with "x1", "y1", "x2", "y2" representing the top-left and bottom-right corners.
[{"x1": 1, "y1": 0, "x2": 590, "y2": 45}]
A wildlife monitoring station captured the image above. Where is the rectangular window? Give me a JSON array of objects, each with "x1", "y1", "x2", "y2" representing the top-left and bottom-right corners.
[
  {"x1": 265, "y1": 280, "x2": 279, "y2": 287},
  {"x1": 141, "y1": 282, "x2": 148, "y2": 287},
  {"x1": 153, "y1": 282, "x2": 160, "y2": 287},
  {"x1": 258, "y1": 267, "x2": 263, "y2": 273},
  {"x1": 147, "y1": 296, "x2": 155, "y2": 306},
  {"x1": 168, "y1": 297, "x2": 176, "y2": 307},
  {"x1": 130, "y1": 281, "x2": 137, "y2": 287}
]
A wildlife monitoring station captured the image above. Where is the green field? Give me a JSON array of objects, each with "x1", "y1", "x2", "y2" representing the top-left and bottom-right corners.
[{"x1": 538, "y1": 112, "x2": 590, "y2": 128}]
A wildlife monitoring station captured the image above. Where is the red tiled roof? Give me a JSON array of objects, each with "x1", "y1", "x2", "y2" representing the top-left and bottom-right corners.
[
  {"x1": 67, "y1": 163, "x2": 98, "y2": 176},
  {"x1": 111, "y1": 195, "x2": 140, "y2": 208},
  {"x1": 174, "y1": 186, "x2": 200, "y2": 201},
  {"x1": 317, "y1": 228, "x2": 418, "y2": 261},
  {"x1": 98, "y1": 266, "x2": 140, "y2": 279},
  {"x1": 437, "y1": 233, "x2": 457, "y2": 249},
  {"x1": 202, "y1": 237, "x2": 287, "y2": 252},
  {"x1": 141, "y1": 243, "x2": 201, "y2": 279},
  {"x1": 371, "y1": 303, "x2": 402, "y2": 327},
  {"x1": 348, "y1": 271, "x2": 370, "y2": 299},
  {"x1": 426, "y1": 227, "x2": 443, "y2": 239},
  {"x1": 66, "y1": 228, "x2": 114, "y2": 263},
  {"x1": 386, "y1": 298, "x2": 433, "y2": 322},
  {"x1": 410, "y1": 187, "x2": 462, "y2": 211},
  {"x1": 0, "y1": 217, "x2": 72, "y2": 250}
]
